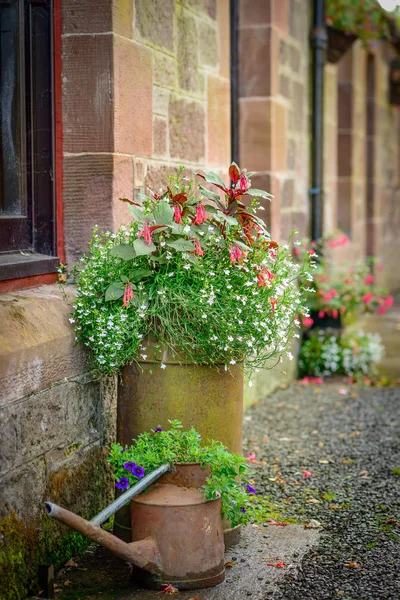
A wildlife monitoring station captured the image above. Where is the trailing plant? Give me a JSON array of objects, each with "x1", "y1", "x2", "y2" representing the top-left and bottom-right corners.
[
  {"x1": 108, "y1": 420, "x2": 267, "y2": 527},
  {"x1": 72, "y1": 164, "x2": 313, "y2": 377},
  {"x1": 293, "y1": 231, "x2": 393, "y2": 328},
  {"x1": 299, "y1": 329, "x2": 384, "y2": 378},
  {"x1": 326, "y1": 0, "x2": 399, "y2": 43}
]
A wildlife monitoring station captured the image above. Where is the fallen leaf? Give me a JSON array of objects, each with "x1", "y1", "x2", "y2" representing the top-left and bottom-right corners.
[
  {"x1": 314, "y1": 388, "x2": 321, "y2": 393},
  {"x1": 267, "y1": 561, "x2": 286, "y2": 568},
  {"x1": 224, "y1": 561, "x2": 234, "y2": 568},
  {"x1": 311, "y1": 430, "x2": 319, "y2": 435},
  {"x1": 344, "y1": 562, "x2": 364, "y2": 569},
  {"x1": 64, "y1": 559, "x2": 78, "y2": 568},
  {"x1": 64, "y1": 580, "x2": 71, "y2": 587},
  {"x1": 158, "y1": 584, "x2": 179, "y2": 594},
  {"x1": 319, "y1": 459, "x2": 329, "y2": 464},
  {"x1": 306, "y1": 498, "x2": 320, "y2": 503},
  {"x1": 328, "y1": 505, "x2": 343, "y2": 509},
  {"x1": 349, "y1": 431, "x2": 361, "y2": 438},
  {"x1": 359, "y1": 470, "x2": 369, "y2": 477},
  {"x1": 304, "y1": 519, "x2": 323, "y2": 529},
  {"x1": 245, "y1": 451, "x2": 257, "y2": 463},
  {"x1": 318, "y1": 441, "x2": 324, "y2": 448},
  {"x1": 268, "y1": 519, "x2": 288, "y2": 527}
]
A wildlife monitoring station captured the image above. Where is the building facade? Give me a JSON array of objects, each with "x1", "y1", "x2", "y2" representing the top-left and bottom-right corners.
[{"x1": 1, "y1": 1, "x2": 400, "y2": 597}]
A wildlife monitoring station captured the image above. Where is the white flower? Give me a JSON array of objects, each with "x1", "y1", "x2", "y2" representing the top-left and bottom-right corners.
[
  {"x1": 230, "y1": 359, "x2": 236, "y2": 365},
  {"x1": 294, "y1": 241, "x2": 302, "y2": 246},
  {"x1": 89, "y1": 336, "x2": 94, "y2": 342},
  {"x1": 183, "y1": 264, "x2": 191, "y2": 270},
  {"x1": 202, "y1": 313, "x2": 207, "y2": 319},
  {"x1": 248, "y1": 381, "x2": 253, "y2": 387},
  {"x1": 224, "y1": 269, "x2": 230, "y2": 275},
  {"x1": 168, "y1": 272, "x2": 175, "y2": 277},
  {"x1": 286, "y1": 352, "x2": 294, "y2": 361},
  {"x1": 140, "y1": 354, "x2": 148, "y2": 360},
  {"x1": 228, "y1": 336, "x2": 234, "y2": 342},
  {"x1": 199, "y1": 231, "x2": 205, "y2": 236},
  {"x1": 69, "y1": 317, "x2": 75, "y2": 324},
  {"x1": 183, "y1": 225, "x2": 191, "y2": 233},
  {"x1": 160, "y1": 363, "x2": 167, "y2": 369}
]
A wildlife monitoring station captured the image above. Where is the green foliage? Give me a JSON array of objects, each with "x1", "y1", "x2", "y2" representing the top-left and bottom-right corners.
[
  {"x1": 392, "y1": 466, "x2": 400, "y2": 476},
  {"x1": 72, "y1": 165, "x2": 313, "y2": 377},
  {"x1": 326, "y1": 0, "x2": 399, "y2": 42},
  {"x1": 299, "y1": 329, "x2": 385, "y2": 378},
  {"x1": 108, "y1": 420, "x2": 270, "y2": 527}
]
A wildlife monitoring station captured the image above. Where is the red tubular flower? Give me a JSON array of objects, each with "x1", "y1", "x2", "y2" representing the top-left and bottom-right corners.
[
  {"x1": 239, "y1": 173, "x2": 249, "y2": 193},
  {"x1": 385, "y1": 295, "x2": 393, "y2": 307},
  {"x1": 270, "y1": 297, "x2": 277, "y2": 312},
  {"x1": 362, "y1": 292, "x2": 374, "y2": 304},
  {"x1": 138, "y1": 222, "x2": 152, "y2": 245},
  {"x1": 193, "y1": 204, "x2": 207, "y2": 225},
  {"x1": 332, "y1": 309, "x2": 339, "y2": 319},
  {"x1": 256, "y1": 267, "x2": 275, "y2": 288},
  {"x1": 318, "y1": 311, "x2": 325, "y2": 318},
  {"x1": 229, "y1": 244, "x2": 246, "y2": 264},
  {"x1": 123, "y1": 284, "x2": 134, "y2": 307},
  {"x1": 193, "y1": 238, "x2": 204, "y2": 257},
  {"x1": 365, "y1": 274, "x2": 374, "y2": 285},
  {"x1": 173, "y1": 204, "x2": 183, "y2": 224}
]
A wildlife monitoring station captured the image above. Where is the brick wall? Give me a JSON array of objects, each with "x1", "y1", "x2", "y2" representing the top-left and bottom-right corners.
[
  {"x1": 62, "y1": 0, "x2": 231, "y2": 266},
  {"x1": 238, "y1": 0, "x2": 311, "y2": 243}
]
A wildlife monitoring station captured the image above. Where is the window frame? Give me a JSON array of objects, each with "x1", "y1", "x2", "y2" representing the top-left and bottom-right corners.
[{"x1": 0, "y1": 0, "x2": 58, "y2": 282}]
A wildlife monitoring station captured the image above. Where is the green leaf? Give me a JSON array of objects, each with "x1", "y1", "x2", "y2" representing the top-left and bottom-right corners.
[
  {"x1": 199, "y1": 185, "x2": 221, "y2": 202},
  {"x1": 110, "y1": 244, "x2": 136, "y2": 260},
  {"x1": 184, "y1": 253, "x2": 198, "y2": 264},
  {"x1": 169, "y1": 223, "x2": 186, "y2": 235},
  {"x1": 200, "y1": 170, "x2": 226, "y2": 188},
  {"x1": 213, "y1": 212, "x2": 238, "y2": 227},
  {"x1": 246, "y1": 188, "x2": 273, "y2": 199},
  {"x1": 235, "y1": 240, "x2": 251, "y2": 252},
  {"x1": 203, "y1": 204, "x2": 218, "y2": 214},
  {"x1": 128, "y1": 205, "x2": 146, "y2": 222},
  {"x1": 133, "y1": 238, "x2": 156, "y2": 256},
  {"x1": 167, "y1": 239, "x2": 195, "y2": 252},
  {"x1": 105, "y1": 281, "x2": 125, "y2": 302},
  {"x1": 130, "y1": 268, "x2": 153, "y2": 283},
  {"x1": 153, "y1": 201, "x2": 174, "y2": 225}
]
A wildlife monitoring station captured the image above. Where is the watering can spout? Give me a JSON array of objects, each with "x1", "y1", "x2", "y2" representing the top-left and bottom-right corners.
[{"x1": 44, "y1": 501, "x2": 161, "y2": 574}]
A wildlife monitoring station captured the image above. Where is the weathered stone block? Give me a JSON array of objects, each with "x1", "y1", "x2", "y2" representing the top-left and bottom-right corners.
[
  {"x1": 145, "y1": 164, "x2": 179, "y2": 195},
  {"x1": 207, "y1": 75, "x2": 230, "y2": 166},
  {"x1": 239, "y1": 27, "x2": 279, "y2": 97},
  {"x1": 281, "y1": 178, "x2": 294, "y2": 208},
  {"x1": 338, "y1": 82, "x2": 353, "y2": 130},
  {"x1": 169, "y1": 97, "x2": 205, "y2": 162},
  {"x1": 218, "y1": 0, "x2": 230, "y2": 78},
  {"x1": 154, "y1": 52, "x2": 176, "y2": 88},
  {"x1": 135, "y1": 0, "x2": 174, "y2": 50},
  {"x1": 113, "y1": 38, "x2": 153, "y2": 156},
  {"x1": 153, "y1": 86, "x2": 169, "y2": 116},
  {"x1": 62, "y1": 35, "x2": 113, "y2": 153},
  {"x1": 199, "y1": 21, "x2": 218, "y2": 67},
  {"x1": 62, "y1": 0, "x2": 112, "y2": 33},
  {"x1": 112, "y1": 155, "x2": 135, "y2": 231},
  {"x1": 0, "y1": 286, "x2": 86, "y2": 405},
  {"x1": 289, "y1": 45, "x2": 301, "y2": 72},
  {"x1": 287, "y1": 138, "x2": 296, "y2": 170},
  {"x1": 240, "y1": 0, "x2": 287, "y2": 30},
  {"x1": 338, "y1": 132, "x2": 353, "y2": 177},
  {"x1": 153, "y1": 117, "x2": 167, "y2": 156},
  {"x1": 113, "y1": 0, "x2": 134, "y2": 38},
  {"x1": 177, "y1": 10, "x2": 199, "y2": 93},
  {"x1": 279, "y1": 74, "x2": 291, "y2": 98}
]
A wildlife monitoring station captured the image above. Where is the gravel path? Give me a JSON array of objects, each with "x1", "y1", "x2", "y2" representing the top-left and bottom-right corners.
[{"x1": 243, "y1": 381, "x2": 400, "y2": 600}]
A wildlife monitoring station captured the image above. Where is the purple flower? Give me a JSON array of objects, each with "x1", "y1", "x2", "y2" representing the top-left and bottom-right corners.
[
  {"x1": 115, "y1": 477, "x2": 130, "y2": 491},
  {"x1": 246, "y1": 484, "x2": 257, "y2": 495},
  {"x1": 120, "y1": 448, "x2": 126, "y2": 453},
  {"x1": 154, "y1": 427, "x2": 163, "y2": 433},
  {"x1": 123, "y1": 461, "x2": 136, "y2": 472},
  {"x1": 240, "y1": 507, "x2": 247, "y2": 514},
  {"x1": 132, "y1": 465, "x2": 145, "y2": 479}
]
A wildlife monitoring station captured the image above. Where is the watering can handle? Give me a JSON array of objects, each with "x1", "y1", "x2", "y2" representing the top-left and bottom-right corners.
[{"x1": 90, "y1": 463, "x2": 171, "y2": 526}]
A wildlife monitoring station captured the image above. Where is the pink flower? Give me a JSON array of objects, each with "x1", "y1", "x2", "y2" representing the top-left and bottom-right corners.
[
  {"x1": 378, "y1": 306, "x2": 387, "y2": 315},
  {"x1": 365, "y1": 274, "x2": 374, "y2": 285},
  {"x1": 193, "y1": 204, "x2": 207, "y2": 225},
  {"x1": 239, "y1": 173, "x2": 249, "y2": 194},
  {"x1": 302, "y1": 317, "x2": 314, "y2": 328},
  {"x1": 173, "y1": 205, "x2": 183, "y2": 224},
  {"x1": 377, "y1": 263, "x2": 383, "y2": 271},
  {"x1": 362, "y1": 292, "x2": 374, "y2": 304},
  {"x1": 309, "y1": 249, "x2": 316, "y2": 256},
  {"x1": 318, "y1": 311, "x2": 325, "y2": 319},
  {"x1": 338, "y1": 388, "x2": 348, "y2": 395},
  {"x1": 300, "y1": 376, "x2": 323, "y2": 385},
  {"x1": 123, "y1": 284, "x2": 134, "y2": 308},
  {"x1": 245, "y1": 452, "x2": 257, "y2": 463},
  {"x1": 323, "y1": 289, "x2": 338, "y2": 301},
  {"x1": 193, "y1": 238, "x2": 204, "y2": 257},
  {"x1": 303, "y1": 471, "x2": 313, "y2": 479},
  {"x1": 332, "y1": 309, "x2": 339, "y2": 319},
  {"x1": 385, "y1": 295, "x2": 393, "y2": 307},
  {"x1": 229, "y1": 244, "x2": 246, "y2": 263},
  {"x1": 138, "y1": 222, "x2": 152, "y2": 245},
  {"x1": 293, "y1": 247, "x2": 300, "y2": 256}
]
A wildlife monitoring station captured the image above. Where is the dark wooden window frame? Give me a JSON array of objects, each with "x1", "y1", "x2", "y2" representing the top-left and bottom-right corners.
[{"x1": 0, "y1": 0, "x2": 58, "y2": 281}]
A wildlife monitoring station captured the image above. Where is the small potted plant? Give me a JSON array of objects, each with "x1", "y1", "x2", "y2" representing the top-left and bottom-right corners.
[
  {"x1": 108, "y1": 420, "x2": 269, "y2": 530},
  {"x1": 326, "y1": 0, "x2": 398, "y2": 63},
  {"x1": 72, "y1": 164, "x2": 312, "y2": 455},
  {"x1": 294, "y1": 231, "x2": 393, "y2": 332}
]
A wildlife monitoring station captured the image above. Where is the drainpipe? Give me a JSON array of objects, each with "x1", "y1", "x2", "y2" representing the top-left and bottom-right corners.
[{"x1": 310, "y1": 0, "x2": 327, "y2": 241}]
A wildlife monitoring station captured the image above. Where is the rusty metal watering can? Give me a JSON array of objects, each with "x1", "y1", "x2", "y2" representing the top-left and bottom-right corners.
[{"x1": 45, "y1": 463, "x2": 225, "y2": 590}]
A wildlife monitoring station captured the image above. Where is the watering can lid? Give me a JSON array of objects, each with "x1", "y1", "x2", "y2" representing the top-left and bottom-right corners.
[{"x1": 132, "y1": 483, "x2": 217, "y2": 507}]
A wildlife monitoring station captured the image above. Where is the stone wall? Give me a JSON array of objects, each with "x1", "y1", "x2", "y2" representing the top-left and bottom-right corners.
[
  {"x1": 0, "y1": 285, "x2": 117, "y2": 598},
  {"x1": 238, "y1": 0, "x2": 311, "y2": 242},
  {"x1": 62, "y1": 0, "x2": 231, "y2": 266}
]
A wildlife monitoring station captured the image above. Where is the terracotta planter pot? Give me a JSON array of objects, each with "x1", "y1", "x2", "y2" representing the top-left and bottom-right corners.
[{"x1": 327, "y1": 26, "x2": 357, "y2": 64}]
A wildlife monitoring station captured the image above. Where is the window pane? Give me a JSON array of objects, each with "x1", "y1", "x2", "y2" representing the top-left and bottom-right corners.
[{"x1": 0, "y1": 0, "x2": 25, "y2": 216}]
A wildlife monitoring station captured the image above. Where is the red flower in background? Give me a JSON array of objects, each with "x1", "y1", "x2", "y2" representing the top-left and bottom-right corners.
[
  {"x1": 193, "y1": 204, "x2": 207, "y2": 225},
  {"x1": 173, "y1": 205, "x2": 183, "y2": 224},
  {"x1": 362, "y1": 292, "x2": 374, "y2": 304},
  {"x1": 123, "y1": 284, "x2": 134, "y2": 307},
  {"x1": 193, "y1": 239, "x2": 204, "y2": 257},
  {"x1": 365, "y1": 274, "x2": 374, "y2": 285},
  {"x1": 229, "y1": 244, "x2": 246, "y2": 264}
]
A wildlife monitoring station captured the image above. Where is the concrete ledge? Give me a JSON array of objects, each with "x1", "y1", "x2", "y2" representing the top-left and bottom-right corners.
[{"x1": 0, "y1": 285, "x2": 87, "y2": 405}]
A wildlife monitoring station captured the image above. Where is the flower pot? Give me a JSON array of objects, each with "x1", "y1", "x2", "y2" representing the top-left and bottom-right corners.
[
  {"x1": 309, "y1": 309, "x2": 342, "y2": 332},
  {"x1": 114, "y1": 341, "x2": 244, "y2": 546},
  {"x1": 327, "y1": 26, "x2": 357, "y2": 64}
]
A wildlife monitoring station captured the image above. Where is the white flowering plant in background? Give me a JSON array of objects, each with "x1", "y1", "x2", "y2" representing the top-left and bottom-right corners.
[
  {"x1": 299, "y1": 329, "x2": 385, "y2": 379},
  {"x1": 72, "y1": 164, "x2": 313, "y2": 377}
]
